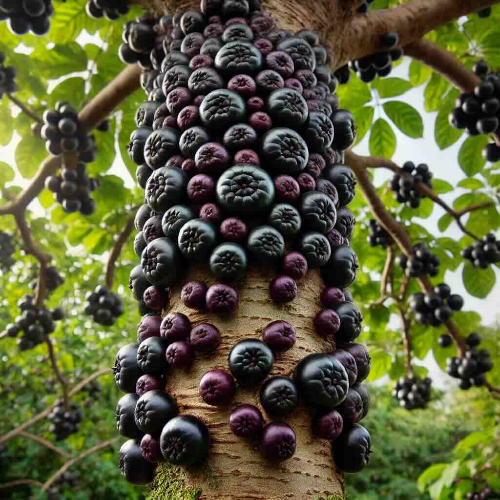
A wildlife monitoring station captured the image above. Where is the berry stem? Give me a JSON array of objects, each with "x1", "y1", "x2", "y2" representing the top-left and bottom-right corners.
[
  {"x1": 6, "y1": 93, "x2": 43, "y2": 124},
  {"x1": 0, "y1": 479, "x2": 44, "y2": 491},
  {"x1": 19, "y1": 431, "x2": 71, "y2": 459},
  {"x1": 105, "y1": 211, "x2": 136, "y2": 289},
  {"x1": 45, "y1": 336, "x2": 71, "y2": 410},
  {"x1": 372, "y1": 246, "x2": 394, "y2": 305}
]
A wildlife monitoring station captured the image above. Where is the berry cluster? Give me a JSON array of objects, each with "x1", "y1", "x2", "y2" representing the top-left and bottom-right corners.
[
  {"x1": 0, "y1": 231, "x2": 16, "y2": 271},
  {"x1": 466, "y1": 487, "x2": 498, "y2": 500},
  {"x1": 47, "y1": 472, "x2": 79, "y2": 500},
  {"x1": 41, "y1": 103, "x2": 92, "y2": 156},
  {"x1": 86, "y1": 0, "x2": 129, "y2": 20},
  {"x1": 44, "y1": 265, "x2": 65, "y2": 292},
  {"x1": 367, "y1": 219, "x2": 392, "y2": 247},
  {"x1": 396, "y1": 243, "x2": 440, "y2": 277},
  {"x1": 392, "y1": 375, "x2": 432, "y2": 410},
  {"x1": 85, "y1": 285, "x2": 124, "y2": 326},
  {"x1": 409, "y1": 283, "x2": 464, "y2": 326},
  {"x1": 116, "y1": 0, "x2": 371, "y2": 486},
  {"x1": 446, "y1": 333, "x2": 494, "y2": 390},
  {"x1": 0, "y1": 0, "x2": 53, "y2": 35},
  {"x1": 477, "y1": 7, "x2": 491, "y2": 18},
  {"x1": 461, "y1": 233, "x2": 500, "y2": 268},
  {"x1": 45, "y1": 162, "x2": 99, "y2": 215},
  {"x1": 5, "y1": 295, "x2": 63, "y2": 351},
  {"x1": 47, "y1": 400, "x2": 82, "y2": 440},
  {"x1": 0, "y1": 51, "x2": 16, "y2": 97},
  {"x1": 349, "y1": 31, "x2": 403, "y2": 83},
  {"x1": 389, "y1": 161, "x2": 433, "y2": 208}
]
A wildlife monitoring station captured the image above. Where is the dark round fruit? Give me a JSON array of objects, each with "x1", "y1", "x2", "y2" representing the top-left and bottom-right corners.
[
  {"x1": 339, "y1": 343, "x2": 371, "y2": 383},
  {"x1": 466, "y1": 332, "x2": 481, "y2": 347},
  {"x1": 210, "y1": 242, "x2": 248, "y2": 280},
  {"x1": 199, "y1": 89, "x2": 247, "y2": 130},
  {"x1": 260, "y1": 422, "x2": 297, "y2": 461},
  {"x1": 281, "y1": 251, "x2": 308, "y2": 280},
  {"x1": 140, "y1": 434, "x2": 163, "y2": 463},
  {"x1": 261, "y1": 127, "x2": 309, "y2": 174},
  {"x1": 294, "y1": 353, "x2": 349, "y2": 408},
  {"x1": 119, "y1": 439, "x2": 155, "y2": 485},
  {"x1": 181, "y1": 281, "x2": 208, "y2": 310},
  {"x1": 262, "y1": 320, "x2": 296, "y2": 352},
  {"x1": 137, "y1": 337, "x2": 168, "y2": 374},
  {"x1": 166, "y1": 341, "x2": 194, "y2": 369},
  {"x1": 136, "y1": 374, "x2": 164, "y2": 397},
  {"x1": 330, "y1": 109, "x2": 356, "y2": 151},
  {"x1": 160, "y1": 312, "x2": 191, "y2": 344},
  {"x1": 321, "y1": 245, "x2": 358, "y2": 288},
  {"x1": 215, "y1": 40, "x2": 263, "y2": 76},
  {"x1": 447, "y1": 294, "x2": 464, "y2": 311},
  {"x1": 304, "y1": 112, "x2": 334, "y2": 153},
  {"x1": 229, "y1": 404, "x2": 264, "y2": 438},
  {"x1": 114, "y1": 344, "x2": 143, "y2": 393},
  {"x1": 190, "y1": 323, "x2": 221, "y2": 352},
  {"x1": 141, "y1": 237, "x2": 182, "y2": 287},
  {"x1": 332, "y1": 423, "x2": 371, "y2": 473},
  {"x1": 337, "y1": 388, "x2": 364, "y2": 424},
  {"x1": 321, "y1": 287, "x2": 345, "y2": 308},
  {"x1": 268, "y1": 203, "x2": 302, "y2": 238},
  {"x1": 266, "y1": 88, "x2": 308, "y2": 129},
  {"x1": 195, "y1": 142, "x2": 232, "y2": 174},
  {"x1": 143, "y1": 286, "x2": 169, "y2": 311},
  {"x1": 331, "y1": 301, "x2": 363, "y2": 342},
  {"x1": 134, "y1": 389, "x2": 178, "y2": 435},
  {"x1": 314, "y1": 309, "x2": 341, "y2": 338},
  {"x1": 270, "y1": 275, "x2": 297, "y2": 303},
  {"x1": 247, "y1": 225, "x2": 285, "y2": 261},
  {"x1": 260, "y1": 376, "x2": 299, "y2": 416},
  {"x1": 137, "y1": 315, "x2": 162, "y2": 343},
  {"x1": 206, "y1": 283, "x2": 239, "y2": 314},
  {"x1": 145, "y1": 166, "x2": 188, "y2": 212},
  {"x1": 199, "y1": 369, "x2": 236, "y2": 405},
  {"x1": 223, "y1": 123, "x2": 258, "y2": 152},
  {"x1": 351, "y1": 384, "x2": 370, "y2": 419},
  {"x1": 228, "y1": 339, "x2": 274, "y2": 384},
  {"x1": 438, "y1": 334, "x2": 453, "y2": 348},
  {"x1": 313, "y1": 410, "x2": 344, "y2": 440},
  {"x1": 116, "y1": 393, "x2": 142, "y2": 439},
  {"x1": 220, "y1": 217, "x2": 248, "y2": 242},
  {"x1": 162, "y1": 205, "x2": 196, "y2": 240},
  {"x1": 323, "y1": 164, "x2": 356, "y2": 207},
  {"x1": 298, "y1": 231, "x2": 332, "y2": 268},
  {"x1": 160, "y1": 415, "x2": 210, "y2": 466},
  {"x1": 300, "y1": 191, "x2": 337, "y2": 234},
  {"x1": 274, "y1": 175, "x2": 300, "y2": 203},
  {"x1": 178, "y1": 218, "x2": 217, "y2": 261}
]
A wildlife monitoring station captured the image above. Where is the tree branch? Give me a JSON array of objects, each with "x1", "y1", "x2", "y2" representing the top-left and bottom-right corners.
[
  {"x1": 0, "y1": 367, "x2": 111, "y2": 446},
  {"x1": 105, "y1": 212, "x2": 136, "y2": 289},
  {"x1": 45, "y1": 336, "x2": 70, "y2": 410},
  {"x1": 41, "y1": 437, "x2": 120, "y2": 492},
  {"x1": 6, "y1": 94, "x2": 43, "y2": 124},
  {"x1": 18, "y1": 431, "x2": 71, "y2": 459},
  {"x1": 344, "y1": 0, "x2": 500, "y2": 63},
  {"x1": 0, "y1": 479, "x2": 44, "y2": 490}
]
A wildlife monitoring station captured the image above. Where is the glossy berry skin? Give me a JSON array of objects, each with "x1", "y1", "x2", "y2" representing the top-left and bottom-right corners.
[
  {"x1": 143, "y1": 285, "x2": 169, "y2": 311},
  {"x1": 269, "y1": 275, "x2": 297, "y2": 303},
  {"x1": 199, "y1": 369, "x2": 236, "y2": 405},
  {"x1": 352, "y1": 384, "x2": 370, "y2": 419},
  {"x1": 160, "y1": 415, "x2": 210, "y2": 466},
  {"x1": 206, "y1": 283, "x2": 239, "y2": 313},
  {"x1": 314, "y1": 309, "x2": 341, "y2": 338},
  {"x1": 220, "y1": 217, "x2": 248, "y2": 242},
  {"x1": 228, "y1": 339, "x2": 274, "y2": 384},
  {"x1": 116, "y1": 393, "x2": 143, "y2": 439},
  {"x1": 190, "y1": 323, "x2": 221, "y2": 352},
  {"x1": 332, "y1": 424, "x2": 371, "y2": 473},
  {"x1": 262, "y1": 320, "x2": 296, "y2": 352},
  {"x1": 119, "y1": 439, "x2": 155, "y2": 485},
  {"x1": 229, "y1": 404, "x2": 264, "y2": 438},
  {"x1": 166, "y1": 341, "x2": 194, "y2": 368},
  {"x1": 337, "y1": 388, "x2": 364, "y2": 423},
  {"x1": 339, "y1": 343, "x2": 371, "y2": 383},
  {"x1": 140, "y1": 434, "x2": 164, "y2": 463},
  {"x1": 321, "y1": 287, "x2": 345, "y2": 308},
  {"x1": 160, "y1": 312, "x2": 192, "y2": 344},
  {"x1": 281, "y1": 252, "x2": 308, "y2": 280},
  {"x1": 438, "y1": 334, "x2": 453, "y2": 348},
  {"x1": 181, "y1": 281, "x2": 208, "y2": 310},
  {"x1": 137, "y1": 337, "x2": 169, "y2": 374},
  {"x1": 313, "y1": 409, "x2": 344, "y2": 440},
  {"x1": 134, "y1": 390, "x2": 178, "y2": 434},
  {"x1": 331, "y1": 349, "x2": 358, "y2": 387},
  {"x1": 136, "y1": 374, "x2": 164, "y2": 397},
  {"x1": 260, "y1": 376, "x2": 299, "y2": 416},
  {"x1": 331, "y1": 301, "x2": 363, "y2": 342},
  {"x1": 114, "y1": 344, "x2": 143, "y2": 393},
  {"x1": 259, "y1": 422, "x2": 297, "y2": 462},
  {"x1": 137, "y1": 315, "x2": 162, "y2": 343}
]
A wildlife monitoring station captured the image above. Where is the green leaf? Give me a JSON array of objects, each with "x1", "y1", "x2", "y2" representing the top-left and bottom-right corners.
[
  {"x1": 453, "y1": 431, "x2": 489, "y2": 454},
  {"x1": 15, "y1": 136, "x2": 49, "y2": 179},
  {"x1": 0, "y1": 101, "x2": 13, "y2": 146},
  {"x1": 49, "y1": 77, "x2": 86, "y2": 109},
  {"x1": 458, "y1": 136, "x2": 488, "y2": 177},
  {"x1": 409, "y1": 60, "x2": 432, "y2": 87},
  {"x1": 353, "y1": 106, "x2": 374, "y2": 145},
  {"x1": 48, "y1": 1, "x2": 96, "y2": 44},
  {"x1": 433, "y1": 179, "x2": 454, "y2": 194},
  {"x1": 372, "y1": 77, "x2": 413, "y2": 98},
  {"x1": 424, "y1": 73, "x2": 450, "y2": 112},
  {"x1": 0, "y1": 161, "x2": 15, "y2": 186},
  {"x1": 442, "y1": 461, "x2": 461, "y2": 488},
  {"x1": 458, "y1": 178, "x2": 485, "y2": 190},
  {"x1": 68, "y1": 221, "x2": 93, "y2": 247},
  {"x1": 435, "y1": 102, "x2": 463, "y2": 150},
  {"x1": 336, "y1": 73, "x2": 372, "y2": 112},
  {"x1": 462, "y1": 262, "x2": 496, "y2": 298},
  {"x1": 38, "y1": 189, "x2": 54, "y2": 209},
  {"x1": 383, "y1": 101, "x2": 424, "y2": 138},
  {"x1": 369, "y1": 118, "x2": 396, "y2": 158},
  {"x1": 366, "y1": 348, "x2": 392, "y2": 381},
  {"x1": 418, "y1": 464, "x2": 448, "y2": 491},
  {"x1": 34, "y1": 43, "x2": 88, "y2": 79}
]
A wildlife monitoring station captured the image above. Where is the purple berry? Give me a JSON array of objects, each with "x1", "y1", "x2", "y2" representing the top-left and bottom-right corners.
[
  {"x1": 164, "y1": 115, "x2": 177, "y2": 128},
  {"x1": 247, "y1": 96, "x2": 265, "y2": 111},
  {"x1": 314, "y1": 309, "x2": 341, "y2": 338},
  {"x1": 339, "y1": 343, "x2": 371, "y2": 383},
  {"x1": 137, "y1": 315, "x2": 162, "y2": 343},
  {"x1": 181, "y1": 281, "x2": 208, "y2": 310},
  {"x1": 260, "y1": 423, "x2": 296, "y2": 461},
  {"x1": 254, "y1": 38, "x2": 273, "y2": 56},
  {"x1": 166, "y1": 155, "x2": 186, "y2": 169},
  {"x1": 220, "y1": 217, "x2": 248, "y2": 242},
  {"x1": 225, "y1": 17, "x2": 247, "y2": 26},
  {"x1": 327, "y1": 228, "x2": 344, "y2": 248},
  {"x1": 182, "y1": 158, "x2": 197, "y2": 173},
  {"x1": 229, "y1": 404, "x2": 264, "y2": 438},
  {"x1": 136, "y1": 374, "x2": 164, "y2": 396},
  {"x1": 166, "y1": 341, "x2": 194, "y2": 368},
  {"x1": 297, "y1": 172, "x2": 316, "y2": 192},
  {"x1": 331, "y1": 349, "x2": 358, "y2": 386},
  {"x1": 199, "y1": 369, "x2": 236, "y2": 405},
  {"x1": 262, "y1": 320, "x2": 296, "y2": 352},
  {"x1": 187, "y1": 174, "x2": 215, "y2": 203},
  {"x1": 200, "y1": 203, "x2": 222, "y2": 223},
  {"x1": 266, "y1": 51, "x2": 295, "y2": 78},
  {"x1": 321, "y1": 287, "x2": 345, "y2": 308},
  {"x1": 281, "y1": 252, "x2": 308, "y2": 281},
  {"x1": 143, "y1": 286, "x2": 169, "y2": 311},
  {"x1": 249, "y1": 112, "x2": 272, "y2": 133},
  {"x1": 234, "y1": 149, "x2": 260, "y2": 165},
  {"x1": 189, "y1": 323, "x2": 220, "y2": 352},
  {"x1": 274, "y1": 175, "x2": 300, "y2": 203},
  {"x1": 193, "y1": 95, "x2": 205, "y2": 106},
  {"x1": 270, "y1": 275, "x2": 297, "y2": 304},
  {"x1": 284, "y1": 78, "x2": 304, "y2": 94},
  {"x1": 177, "y1": 105, "x2": 200, "y2": 130},
  {"x1": 337, "y1": 388, "x2": 364, "y2": 424},
  {"x1": 312, "y1": 410, "x2": 343, "y2": 440},
  {"x1": 166, "y1": 87, "x2": 192, "y2": 115},
  {"x1": 195, "y1": 142, "x2": 232, "y2": 175},
  {"x1": 141, "y1": 434, "x2": 163, "y2": 463},
  {"x1": 228, "y1": 74, "x2": 257, "y2": 97},
  {"x1": 206, "y1": 284, "x2": 238, "y2": 314},
  {"x1": 189, "y1": 54, "x2": 213, "y2": 69},
  {"x1": 160, "y1": 312, "x2": 192, "y2": 344}
]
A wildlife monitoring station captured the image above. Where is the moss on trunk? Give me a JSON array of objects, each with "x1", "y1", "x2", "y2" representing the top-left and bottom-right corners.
[{"x1": 146, "y1": 463, "x2": 201, "y2": 500}]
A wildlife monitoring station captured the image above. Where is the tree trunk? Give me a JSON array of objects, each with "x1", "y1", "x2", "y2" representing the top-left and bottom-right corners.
[{"x1": 148, "y1": 266, "x2": 344, "y2": 500}]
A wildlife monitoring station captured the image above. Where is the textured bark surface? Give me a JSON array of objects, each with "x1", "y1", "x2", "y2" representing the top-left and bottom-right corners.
[{"x1": 150, "y1": 264, "x2": 344, "y2": 500}]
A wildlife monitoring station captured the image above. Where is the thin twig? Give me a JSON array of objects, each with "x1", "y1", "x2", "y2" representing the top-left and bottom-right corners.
[
  {"x1": 456, "y1": 202, "x2": 494, "y2": 217},
  {"x1": 45, "y1": 336, "x2": 70, "y2": 410},
  {"x1": 18, "y1": 431, "x2": 71, "y2": 459},
  {"x1": 399, "y1": 275, "x2": 410, "y2": 302},
  {"x1": 381, "y1": 246, "x2": 394, "y2": 298},
  {"x1": 6, "y1": 94, "x2": 43, "y2": 124},
  {"x1": 396, "y1": 303, "x2": 414, "y2": 377},
  {"x1": 0, "y1": 479, "x2": 43, "y2": 490},
  {"x1": 42, "y1": 437, "x2": 120, "y2": 492},
  {"x1": 105, "y1": 212, "x2": 136, "y2": 289}
]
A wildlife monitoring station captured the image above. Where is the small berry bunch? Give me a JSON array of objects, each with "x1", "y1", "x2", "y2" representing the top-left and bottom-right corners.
[
  {"x1": 5, "y1": 295, "x2": 63, "y2": 350},
  {"x1": 389, "y1": 161, "x2": 433, "y2": 208},
  {"x1": 0, "y1": 0, "x2": 53, "y2": 36},
  {"x1": 357, "y1": 0, "x2": 374, "y2": 13},
  {"x1": 45, "y1": 163, "x2": 99, "y2": 215},
  {"x1": 476, "y1": 7, "x2": 491, "y2": 18},
  {"x1": 466, "y1": 487, "x2": 497, "y2": 500},
  {"x1": 47, "y1": 472, "x2": 79, "y2": 500},
  {"x1": 367, "y1": 219, "x2": 392, "y2": 247},
  {"x1": 0, "y1": 231, "x2": 16, "y2": 271},
  {"x1": 396, "y1": 242, "x2": 440, "y2": 277},
  {"x1": 409, "y1": 283, "x2": 464, "y2": 326},
  {"x1": 85, "y1": 0, "x2": 129, "y2": 20},
  {"x1": 392, "y1": 375, "x2": 432, "y2": 410},
  {"x1": 446, "y1": 333, "x2": 493, "y2": 390},
  {"x1": 0, "y1": 51, "x2": 16, "y2": 97},
  {"x1": 27, "y1": 265, "x2": 64, "y2": 292},
  {"x1": 461, "y1": 233, "x2": 500, "y2": 269},
  {"x1": 41, "y1": 102, "x2": 92, "y2": 156},
  {"x1": 350, "y1": 31, "x2": 403, "y2": 83},
  {"x1": 47, "y1": 400, "x2": 82, "y2": 440},
  {"x1": 85, "y1": 285, "x2": 124, "y2": 326}
]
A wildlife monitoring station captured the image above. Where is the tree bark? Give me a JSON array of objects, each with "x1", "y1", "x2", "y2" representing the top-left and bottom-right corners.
[{"x1": 152, "y1": 265, "x2": 344, "y2": 500}]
